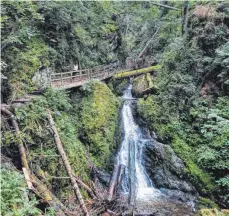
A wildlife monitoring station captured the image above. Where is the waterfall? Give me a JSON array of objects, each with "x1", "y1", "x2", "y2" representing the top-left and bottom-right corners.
[{"x1": 117, "y1": 84, "x2": 160, "y2": 200}]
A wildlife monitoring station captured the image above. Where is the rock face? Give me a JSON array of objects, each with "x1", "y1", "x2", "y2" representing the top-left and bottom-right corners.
[{"x1": 143, "y1": 139, "x2": 197, "y2": 195}]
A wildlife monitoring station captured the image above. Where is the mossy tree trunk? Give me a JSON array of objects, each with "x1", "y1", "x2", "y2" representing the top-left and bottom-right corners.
[{"x1": 114, "y1": 65, "x2": 160, "y2": 79}]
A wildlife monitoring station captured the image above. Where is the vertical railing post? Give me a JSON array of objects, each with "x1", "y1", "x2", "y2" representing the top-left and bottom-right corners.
[
  {"x1": 103, "y1": 67, "x2": 106, "y2": 79},
  {"x1": 80, "y1": 70, "x2": 82, "y2": 81},
  {"x1": 50, "y1": 74, "x2": 52, "y2": 88},
  {"x1": 71, "y1": 71, "x2": 73, "y2": 83},
  {"x1": 61, "y1": 72, "x2": 63, "y2": 86}
]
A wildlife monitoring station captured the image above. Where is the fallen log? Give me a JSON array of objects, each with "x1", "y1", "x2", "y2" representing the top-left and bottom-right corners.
[
  {"x1": 108, "y1": 164, "x2": 126, "y2": 201},
  {"x1": 117, "y1": 164, "x2": 125, "y2": 190},
  {"x1": 152, "y1": 2, "x2": 180, "y2": 11},
  {"x1": 22, "y1": 167, "x2": 33, "y2": 190},
  {"x1": 1, "y1": 107, "x2": 66, "y2": 216},
  {"x1": 108, "y1": 164, "x2": 120, "y2": 201},
  {"x1": 129, "y1": 139, "x2": 136, "y2": 206},
  {"x1": 74, "y1": 175, "x2": 96, "y2": 199},
  {"x1": 47, "y1": 109, "x2": 89, "y2": 216},
  {"x1": 114, "y1": 65, "x2": 161, "y2": 79}
]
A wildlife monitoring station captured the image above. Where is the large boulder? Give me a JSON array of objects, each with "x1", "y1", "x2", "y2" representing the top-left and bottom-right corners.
[
  {"x1": 142, "y1": 139, "x2": 196, "y2": 194},
  {"x1": 132, "y1": 74, "x2": 149, "y2": 97}
]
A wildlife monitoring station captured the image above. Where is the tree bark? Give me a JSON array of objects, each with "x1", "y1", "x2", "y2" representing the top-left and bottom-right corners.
[
  {"x1": 47, "y1": 109, "x2": 89, "y2": 216},
  {"x1": 107, "y1": 164, "x2": 120, "y2": 201},
  {"x1": 74, "y1": 175, "x2": 96, "y2": 199},
  {"x1": 182, "y1": 1, "x2": 189, "y2": 36},
  {"x1": 129, "y1": 138, "x2": 136, "y2": 206}
]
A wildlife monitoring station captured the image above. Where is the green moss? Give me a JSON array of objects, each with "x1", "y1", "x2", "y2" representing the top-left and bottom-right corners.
[
  {"x1": 199, "y1": 197, "x2": 219, "y2": 209},
  {"x1": 111, "y1": 78, "x2": 129, "y2": 96},
  {"x1": 146, "y1": 73, "x2": 153, "y2": 88},
  {"x1": 55, "y1": 113, "x2": 89, "y2": 180},
  {"x1": 132, "y1": 75, "x2": 148, "y2": 97},
  {"x1": 80, "y1": 81, "x2": 120, "y2": 166},
  {"x1": 114, "y1": 65, "x2": 161, "y2": 79},
  {"x1": 8, "y1": 37, "x2": 52, "y2": 99},
  {"x1": 172, "y1": 136, "x2": 214, "y2": 193}
]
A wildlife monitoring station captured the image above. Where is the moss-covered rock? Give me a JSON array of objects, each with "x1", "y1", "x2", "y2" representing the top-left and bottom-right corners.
[
  {"x1": 132, "y1": 75, "x2": 149, "y2": 97},
  {"x1": 110, "y1": 78, "x2": 129, "y2": 96},
  {"x1": 197, "y1": 208, "x2": 229, "y2": 216},
  {"x1": 199, "y1": 197, "x2": 219, "y2": 209},
  {"x1": 79, "y1": 81, "x2": 120, "y2": 167}
]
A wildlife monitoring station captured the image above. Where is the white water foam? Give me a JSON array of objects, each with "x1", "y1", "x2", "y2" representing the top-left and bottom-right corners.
[{"x1": 117, "y1": 84, "x2": 161, "y2": 200}]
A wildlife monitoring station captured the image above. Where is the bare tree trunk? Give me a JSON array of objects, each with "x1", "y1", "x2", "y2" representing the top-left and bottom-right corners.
[
  {"x1": 47, "y1": 109, "x2": 89, "y2": 216},
  {"x1": 129, "y1": 138, "x2": 136, "y2": 206},
  {"x1": 117, "y1": 164, "x2": 125, "y2": 187},
  {"x1": 108, "y1": 164, "x2": 120, "y2": 201},
  {"x1": 152, "y1": 2, "x2": 179, "y2": 11},
  {"x1": 182, "y1": 1, "x2": 189, "y2": 36},
  {"x1": 138, "y1": 27, "x2": 160, "y2": 58}
]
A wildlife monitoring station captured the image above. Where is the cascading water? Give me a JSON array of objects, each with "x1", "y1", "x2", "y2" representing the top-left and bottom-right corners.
[{"x1": 117, "y1": 84, "x2": 160, "y2": 200}]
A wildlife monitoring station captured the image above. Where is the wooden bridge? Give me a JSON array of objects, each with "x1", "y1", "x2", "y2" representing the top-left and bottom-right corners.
[{"x1": 50, "y1": 61, "x2": 120, "y2": 89}]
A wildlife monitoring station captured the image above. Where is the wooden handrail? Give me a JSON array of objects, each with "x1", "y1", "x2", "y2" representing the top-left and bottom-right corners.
[{"x1": 50, "y1": 61, "x2": 119, "y2": 88}]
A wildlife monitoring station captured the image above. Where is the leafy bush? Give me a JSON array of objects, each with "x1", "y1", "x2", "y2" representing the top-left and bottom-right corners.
[{"x1": 1, "y1": 167, "x2": 41, "y2": 216}]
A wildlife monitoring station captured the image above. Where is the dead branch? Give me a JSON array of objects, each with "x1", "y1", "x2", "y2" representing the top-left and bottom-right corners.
[
  {"x1": 138, "y1": 27, "x2": 160, "y2": 58},
  {"x1": 74, "y1": 175, "x2": 96, "y2": 199},
  {"x1": 1, "y1": 107, "x2": 67, "y2": 216},
  {"x1": 152, "y1": 2, "x2": 180, "y2": 11},
  {"x1": 108, "y1": 165, "x2": 121, "y2": 201}
]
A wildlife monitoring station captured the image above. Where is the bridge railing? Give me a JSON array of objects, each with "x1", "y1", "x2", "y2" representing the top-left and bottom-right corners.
[{"x1": 50, "y1": 61, "x2": 120, "y2": 88}]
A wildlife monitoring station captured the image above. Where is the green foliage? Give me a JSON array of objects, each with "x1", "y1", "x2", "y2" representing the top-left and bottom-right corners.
[
  {"x1": 79, "y1": 81, "x2": 120, "y2": 166},
  {"x1": 137, "y1": 5, "x2": 229, "y2": 207},
  {"x1": 110, "y1": 78, "x2": 128, "y2": 96},
  {"x1": 199, "y1": 197, "x2": 219, "y2": 209},
  {"x1": 11, "y1": 88, "x2": 89, "y2": 202},
  {"x1": 1, "y1": 167, "x2": 41, "y2": 216},
  {"x1": 2, "y1": 81, "x2": 119, "y2": 209}
]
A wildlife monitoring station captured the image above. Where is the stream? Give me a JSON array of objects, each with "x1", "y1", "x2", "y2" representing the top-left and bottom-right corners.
[{"x1": 115, "y1": 84, "x2": 196, "y2": 215}]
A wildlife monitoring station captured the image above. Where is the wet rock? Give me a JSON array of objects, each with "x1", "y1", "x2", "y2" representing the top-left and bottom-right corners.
[
  {"x1": 135, "y1": 198, "x2": 195, "y2": 216},
  {"x1": 160, "y1": 188, "x2": 196, "y2": 204},
  {"x1": 112, "y1": 79, "x2": 129, "y2": 96},
  {"x1": 93, "y1": 168, "x2": 111, "y2": 187},
  {"x1": 142, "y1": 140, "x2": 196, "y2": 194}
]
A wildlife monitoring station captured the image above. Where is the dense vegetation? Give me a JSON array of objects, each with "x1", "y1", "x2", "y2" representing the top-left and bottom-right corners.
[
  {"x1": 1, "y1": 0, "x2": 229, "y2": 215},
  {"x1": 2, "y1": 82, "x2": 119, "y2": 213},
  {"x1": 137, "y1": 2, "x2": 229, "y2": 208}
]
